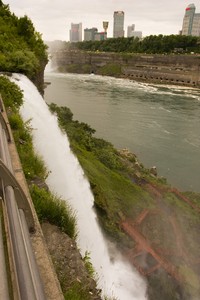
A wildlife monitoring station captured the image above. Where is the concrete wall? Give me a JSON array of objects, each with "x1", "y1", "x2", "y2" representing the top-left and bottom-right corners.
[{"x1": 51, "y1": 51, "x2": 200, "y2": 87}]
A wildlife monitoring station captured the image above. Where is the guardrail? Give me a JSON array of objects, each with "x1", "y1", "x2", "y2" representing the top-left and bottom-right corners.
[{"x1": 0, "y1": 95, "x2": 46, "y2": 299}]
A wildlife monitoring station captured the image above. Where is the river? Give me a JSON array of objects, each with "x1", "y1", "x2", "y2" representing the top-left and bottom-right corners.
[
  {"x1": 11, "y1": 74, "x2": 147, "y2": 300},
  {"x1": 44, "y1": 72, "x2": 200, "y2": 192}
]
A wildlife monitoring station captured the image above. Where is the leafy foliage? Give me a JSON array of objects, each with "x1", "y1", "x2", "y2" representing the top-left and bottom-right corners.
[
  {"x1": 69, "y1": 34, "x2": 200, "y2": 54},
  {"x1": 83, "y1": 251, "x2": 95, "y2": 278},
  {"x1": 49, "y1": 103, "x2": 123, "y2": 170},
  {"x1": 30, "y1": 185, "x2": 77, "y2": 239},
  {"x1": 64, "y1": 281, "x2": 92, "y2": 300},
  {"x1": 49, "y1": 103, "x2": 153, "y2": 244},
  {"x1": 49, "y1": 102, "x2": 200, "y2": 300},
  {"x1": 0, "y1": 1, "x2": 48, "y2": 80},
  {"x1": 12, "y1": 114, "x2": 47, "y2": 180},
  {"x1": 0, "y1": 75, "x2": 23, "y2": 109},
  {"x1": 98, "y1": 63, "x2": 121, "y2": 76}
]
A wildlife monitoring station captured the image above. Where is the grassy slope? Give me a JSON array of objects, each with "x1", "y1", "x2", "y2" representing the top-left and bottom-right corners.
[{"x1": 49, "y1": 103, "x2": 200, "y2": 300}]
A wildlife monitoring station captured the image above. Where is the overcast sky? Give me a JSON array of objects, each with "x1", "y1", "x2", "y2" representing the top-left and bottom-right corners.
[{"x1": 4, "y1": 1, "x2": 200, "y2": 41}]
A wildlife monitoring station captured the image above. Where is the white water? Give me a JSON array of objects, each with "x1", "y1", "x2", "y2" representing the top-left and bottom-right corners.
[{"x1": 11, "y1": 74, "x2": 147, "y2": 300}]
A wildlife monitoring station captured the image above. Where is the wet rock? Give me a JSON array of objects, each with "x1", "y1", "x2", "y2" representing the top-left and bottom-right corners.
[{"x1": 150, "y1": 166, "x2": 157, "y2": 176}]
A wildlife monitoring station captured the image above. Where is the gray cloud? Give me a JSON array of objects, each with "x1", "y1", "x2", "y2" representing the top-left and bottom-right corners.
[{"x1": 4, "y1": 0, "x2": 200, "y2": 41}]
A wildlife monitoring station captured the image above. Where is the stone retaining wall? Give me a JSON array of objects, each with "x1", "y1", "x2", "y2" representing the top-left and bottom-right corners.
[{"x1": 52, "y1": 51, "x2": 200, "y2": 87}]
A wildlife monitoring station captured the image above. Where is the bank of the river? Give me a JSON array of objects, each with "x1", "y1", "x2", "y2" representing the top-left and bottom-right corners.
[
  {"x1": 49, "y1": 103, "x2": 200, "y2": 300},
  {"x1": 51, "y1": 50, "x2": 200, "y2": 88}
]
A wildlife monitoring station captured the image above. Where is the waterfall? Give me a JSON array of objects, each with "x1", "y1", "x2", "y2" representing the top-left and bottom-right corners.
[{"x1": 11, "y1": 73, "x2": 147, "y2": 300}]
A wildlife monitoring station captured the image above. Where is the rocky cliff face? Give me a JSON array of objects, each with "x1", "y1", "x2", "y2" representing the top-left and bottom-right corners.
[
  {"x1": 42, "y1": 223, "x2": 102, "y2": 300},
  {"x1": 32, "y1": 59, "x2": 48, "y2": 95},
  {"x1": 51, "y1": 51, "x2": 200, "y2": 88}
]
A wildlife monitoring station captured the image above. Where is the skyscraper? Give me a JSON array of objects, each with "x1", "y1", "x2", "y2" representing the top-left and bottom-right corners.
[
  {"x1": 70, "y1": 23, "x2": 82, "y2": 42},
  {"x1": 192, "y1": 12, "x2": 200, "y2": 36},
  {"x1": 113, "y1": 11, "x2": 124, "y2": 38},
  {"x1": 127, "y1": 24, "x2": 142, "y2": 39},
  {"x1": 182, "y1": 4, "x2": 200, "y2": 36},
  {"x1": 84, "y1": 28, "x2": 98, "y2": 41},
  {"x1": 127, "y1": 24, "x2": 135, "y2": 37}
]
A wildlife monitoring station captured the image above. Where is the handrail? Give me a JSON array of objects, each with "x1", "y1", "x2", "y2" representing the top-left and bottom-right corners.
[
  {"x1": 0, "y1": 213, "x2": 10, "y2": 299},
  {"x1": 0, "y1": 159, "x2": 35, "y2": 231},
  {"x1": 0, "y1": 100, "x2": 46, "y2": 299}
]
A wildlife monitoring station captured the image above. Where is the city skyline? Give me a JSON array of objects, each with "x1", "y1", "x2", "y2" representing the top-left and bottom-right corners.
[{"x1": 3, "y1": 0, "x2": 200, "y2": 41}]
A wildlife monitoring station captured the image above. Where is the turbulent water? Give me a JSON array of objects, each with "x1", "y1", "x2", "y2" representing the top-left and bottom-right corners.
[
  {"x1": 44, "y1": 72, "x2": 200, "y2": 192},
  {"x1": 11, "y1": 74, "x2": 147, "y2": 300}
]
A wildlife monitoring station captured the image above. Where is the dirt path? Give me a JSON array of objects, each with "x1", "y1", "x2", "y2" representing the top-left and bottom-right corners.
[
  {"x1": 121, "y1": 220, "x2": 183, "y2": 282},
  {"x1": 120, "y1": 180, "x2": 200, "y2": 285}
]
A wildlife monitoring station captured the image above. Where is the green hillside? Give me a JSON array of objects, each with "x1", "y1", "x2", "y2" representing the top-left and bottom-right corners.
[{"x1": 49, "y1": 103, "x2": 200, "y2": 300}]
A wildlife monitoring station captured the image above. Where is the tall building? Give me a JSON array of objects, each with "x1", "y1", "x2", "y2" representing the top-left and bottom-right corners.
[
  {"x1": 192, "y1": 12, "x2": 200, "y2": 36},
  {"x1": 131, "y1": 31, "x2": 142, "y2": 39},
  {"x1": 182, "y1": 4, "x2": 200, "y2": 36},
  {"x1": 84, "y1": 28, "x2": 107, "y2": 41},
  {"x1": 127, "y1": 24, "x2": 142, "y2": 39},
  {"x1": 70, "y1": 23, "x2": 82, "y2": 42},
  {"x1": 94, "y1": 32, "x2": 107, "y2": 41},
  {"x1": 127, "y1": 24, "x2": 135, "y2": 37},
  {"x1": 113, "y1": 11, "x2": 124, "y2": 38},
  {"x1": 84, "y1": 28, "x2": 98, "y2": 41}
]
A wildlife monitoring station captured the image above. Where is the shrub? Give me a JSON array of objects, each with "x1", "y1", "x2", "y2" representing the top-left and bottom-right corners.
[
  {"x1": 30, "y1": 185, "x2": 77, "y2": 239},
  {"x1": 8, "y1": 113, "x2": 24, "y2": 129},
  {"x1": 10, "y1": 115, "x2": 47, "y2": 180},
  {"x1": 0, "y1": 75, "x2": 23, "y2": 109},
  {"x1": 64, "y1": 282, "x2": 91, "y2": 300},
  {"x1": 83, "y1": 251, "x2": 95, "y2": 278},
  {"x1": 98, "y1": 63, "x2": 121, "y2": 76}
]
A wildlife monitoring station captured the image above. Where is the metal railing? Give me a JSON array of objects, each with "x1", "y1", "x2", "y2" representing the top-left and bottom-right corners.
[
  {"x1": 0, "y1": 95, "x2": 46, "y2": 300},
  {"x1": 0, "y1": 212, "x2": 10, "y2": 299}
]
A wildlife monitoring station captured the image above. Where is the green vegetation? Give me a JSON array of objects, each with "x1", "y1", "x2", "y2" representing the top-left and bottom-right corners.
[
  {"x1": 98, "y1": 63, "x2": 121, "y2": 76},
  {"x1": 0, "y1": 1, "x2": 48, "y2": 90},
  {"x1": 64, "y1": 282, "x2": 92, "y2": 300},
  {"x1": 0, "y1": 75, "x2": 23, "y2": 109},
  {"x1": 69, "y1": 34, "x2": 200, "y2": 54},
  {"x1": 1, "y1": 3, "x2": 200, "y2": 296},
  {"x1": 0, "y1": 76, "x2": 76, "y2": 239},
  {"x1": 179, "y1": 265, "x2": 199, "y2": 290},
  {"x1": 148, "y1": 269, "x2": 182, "y2": 300},
  {"x1": 30, "y1": 185, "x2": 76, "y2": 239},
  {"x1": 9, "y1": 111, "x2": 47, "y2": 180},
  {"x1": 83, "y1": 251, "x2": 95, "y2": 278},
  {"x1": 49, "y1": 103, "x2": 200, "y2": 300},
  {"x1": 49, "y1": 103, "x2": 154, "y2": 245},
  {"x1": 59, "y1": 63, "x2": 92, "y2": 74},
  {"x1": 184, "y1": 191, "x2": 200, "y2": 209}
]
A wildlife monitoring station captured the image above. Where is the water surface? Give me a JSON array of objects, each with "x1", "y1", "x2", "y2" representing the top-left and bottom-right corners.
[{"x1": 44, "y1": 73, "x2": 200, "y2": 192}]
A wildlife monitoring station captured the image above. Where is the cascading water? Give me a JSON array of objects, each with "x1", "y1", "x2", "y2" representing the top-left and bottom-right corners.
[{"x1": 11, "y1": 73, "x2": 147, "y2": 300}]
